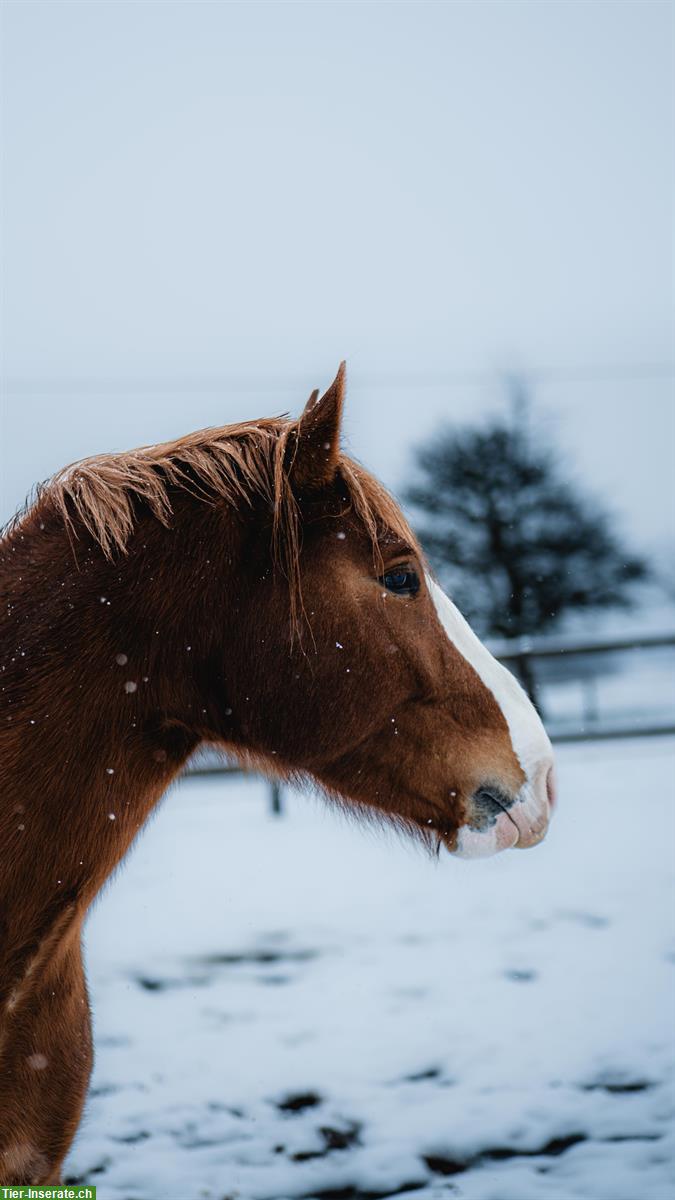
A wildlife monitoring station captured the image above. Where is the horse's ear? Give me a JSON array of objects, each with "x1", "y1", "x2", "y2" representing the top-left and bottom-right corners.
[{"x1": 289, "y1": 362, "x2": 346, "y2": 491}]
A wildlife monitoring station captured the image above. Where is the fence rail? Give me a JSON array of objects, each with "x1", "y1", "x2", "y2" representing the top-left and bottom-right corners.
[
  {"x1": 491, "y1": 630, "x2": 675, "y2": 662},
  {"x1": 496, "y1": 632, "x2": 675, "y2": 741}
]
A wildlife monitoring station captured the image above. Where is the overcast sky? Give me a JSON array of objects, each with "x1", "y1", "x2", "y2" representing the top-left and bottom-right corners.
[{"x1": 1, "y1": 0, "x2": 673, "y2": 551}]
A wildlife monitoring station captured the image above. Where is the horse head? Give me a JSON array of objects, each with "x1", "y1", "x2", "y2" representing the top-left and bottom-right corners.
[{"x1": 194, "y1": 364, "x2": 556, "y2": 857}]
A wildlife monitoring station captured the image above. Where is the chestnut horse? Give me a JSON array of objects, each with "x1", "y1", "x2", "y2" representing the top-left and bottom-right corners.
[{"x1": 0, "y1": 365, "x2": 555, "y2": 1184}]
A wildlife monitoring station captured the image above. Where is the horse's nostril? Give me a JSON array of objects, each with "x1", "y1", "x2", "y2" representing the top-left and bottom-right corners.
[
  {"x1": 546, "y1": 764, "x2": 557, "y2": 811},
  {"x1": 469, "y1": 786, "x2": 514, "y2": 832}
]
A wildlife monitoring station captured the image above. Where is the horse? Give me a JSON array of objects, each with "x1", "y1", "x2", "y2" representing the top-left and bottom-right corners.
[{"x1": 0, "y1": 364, "x2": 555, "y2": 1185}]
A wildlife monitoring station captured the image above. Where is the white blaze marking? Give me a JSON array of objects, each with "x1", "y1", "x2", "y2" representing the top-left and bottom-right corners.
[
  {"x1": 427, "y1": 576, "x2": 551, "y2": 775},
  {"x1": 427, "y1": 576, "x2": 553, "y2": 858}
]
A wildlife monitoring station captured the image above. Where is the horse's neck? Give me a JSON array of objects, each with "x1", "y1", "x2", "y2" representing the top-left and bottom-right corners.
[{"x1": 0, "y1": 514, "x2": 203, "y2": 958}]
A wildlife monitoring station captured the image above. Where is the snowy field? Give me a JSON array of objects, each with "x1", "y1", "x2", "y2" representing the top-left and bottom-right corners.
[{"x1": 67, "y1": 737, "x2": 675, "y2": 1200}]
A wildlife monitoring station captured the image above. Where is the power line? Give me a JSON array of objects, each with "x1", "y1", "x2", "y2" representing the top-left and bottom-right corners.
[{"x1": 3, "y1": 364, "x2": 675, "y2": 396}]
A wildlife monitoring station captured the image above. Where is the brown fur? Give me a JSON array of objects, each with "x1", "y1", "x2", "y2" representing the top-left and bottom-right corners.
[{"x1": 0, "y1": 366, "x2": 523, "y2": 1183}]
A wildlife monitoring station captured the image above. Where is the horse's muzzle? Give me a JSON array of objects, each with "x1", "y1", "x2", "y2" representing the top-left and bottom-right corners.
[{"x1": 453, "y1": 759, "x2": 556, "y2": 859}]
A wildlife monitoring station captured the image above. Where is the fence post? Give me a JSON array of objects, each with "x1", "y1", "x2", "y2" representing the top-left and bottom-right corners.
[
  {"x1": 582, "y1": 676, "x2": 599, "y2": 727},
  {"x1": 270, "y1": 780, "x2": 282, "y2": 816}
]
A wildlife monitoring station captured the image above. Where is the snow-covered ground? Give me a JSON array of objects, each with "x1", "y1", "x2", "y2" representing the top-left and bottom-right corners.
[{"x1": 67, "y1": 737, "x2": 675, "y2": 1200}]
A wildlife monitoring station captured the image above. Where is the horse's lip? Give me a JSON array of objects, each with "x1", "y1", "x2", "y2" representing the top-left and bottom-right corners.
[
  {"x1": 546, "y1": 764, "x2": 558, "y2": 811},
  {"x1": 507, "y1": 796, "x2": 551, "y2": 849},
  {"x1": 514, "y1": 761, "x2": 556, "y2": 848}
]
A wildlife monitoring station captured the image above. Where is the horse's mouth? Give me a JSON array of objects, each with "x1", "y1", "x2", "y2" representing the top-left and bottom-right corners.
[{"x1": 452, "y1": 778, "x2": 553, "y2": 859}]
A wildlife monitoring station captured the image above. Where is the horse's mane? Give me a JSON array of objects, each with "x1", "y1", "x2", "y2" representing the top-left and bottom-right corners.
[
  {"x1": 43, "y1": 417, "x2": 297, "y2": 558},
  {"x1": 13, "y1": 416, "x2": 417, "y2": 632}
]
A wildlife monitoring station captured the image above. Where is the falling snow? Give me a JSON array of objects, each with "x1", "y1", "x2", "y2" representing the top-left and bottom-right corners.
[{"x1": 26, "y1": 1054, "x2": 48, "y2": 1071}]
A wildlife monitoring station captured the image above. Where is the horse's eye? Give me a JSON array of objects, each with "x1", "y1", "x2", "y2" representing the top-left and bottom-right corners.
[{"x1": 381, "y1": 567, "x2": 420, "y2": 596}]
